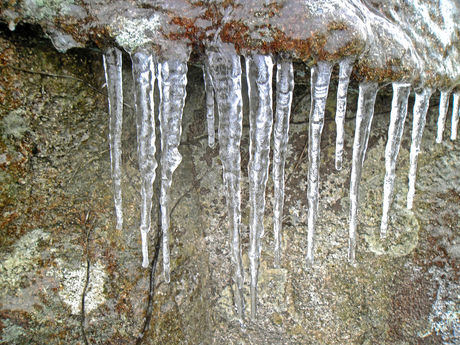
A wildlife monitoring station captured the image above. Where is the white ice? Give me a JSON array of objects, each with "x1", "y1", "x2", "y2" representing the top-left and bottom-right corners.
[
  {"x1": 203, "y1": 60, "x2": 216, "y2": 148},
  {"x1": 451, "y1": 92, "x2": 459, "y2": 141},
  {"x1": 436, "y1": 91, "x2": 451, "y2": 143}
]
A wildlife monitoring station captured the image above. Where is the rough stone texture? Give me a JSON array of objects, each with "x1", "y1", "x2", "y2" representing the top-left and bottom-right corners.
[
  {"x1": 1, "y1": 24, "x2": 459, "y2": 344},
  {"x1": 0, "y1": 1, "x2": 459, "y2": 88}
]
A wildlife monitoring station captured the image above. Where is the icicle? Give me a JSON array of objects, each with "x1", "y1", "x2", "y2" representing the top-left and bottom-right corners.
[
  {"x1": 132, "y1": 50, "x2": 157, "y2": 268},
  {"x1": 436, "y1": 91, "x2": 451, "y2": 143},
  {"x1": 203, "y1": 61, "x2": 216, "y2": 148},
  {"x1": 103, "y1": 47, "x2": 124, "y2": 231},
  {"x1": 335, "y1": 57, "x2": 354, "y2": 171},
  {"x1": 158, "y1": 59, "x2": 188, "y2": 282},
  {"x1": 272, "y1": 60, "x2": 294, "y2": 268},
  {"x1": 246, "y1": 54, "x2": 274, "y2": 319},
  {"x1": 451, "y1": 92, "x2": 459, "y2": 141},
  {"x1": 207, "y1": 45, "x2": 245, "y2": 320},
  {"x1": 407, "y1": 88, "x2": 432, "y2": 210},
  {"x1": 380, "y1": 83, "x2": 411, "y2": 238},
  {"x1": 306, "y1": 61, "x2": 333, "y2": 266},
  {"x1": 348, "y1": 82, "x2": 379, "y2": 263}
]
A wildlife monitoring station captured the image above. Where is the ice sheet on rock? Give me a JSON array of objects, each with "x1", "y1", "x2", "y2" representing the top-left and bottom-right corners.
[
  {"x1": 380, "y1": 83, "x2": 411, "y2": 238},
  {"x1": 132, "y1": 50, "x2": 157, "y2": 268},
  {"x1": 272, "y1": 60, "x2": 294, "y2": 268},
  {"x1": 103, "y1": 47, "x2": 124, "y2": 231},
  {"x1": 348, "y1": 82, "x2": 379, "y2": 263},
  {"x1": 335, "y1": 57, "x2": 354, "y2": 171},
  {"x1": 246, "y1": 54, "x2": 274, "y2": 319},
  {"x1": 451, "y1": 92, "x2": 459, "y2": 141},
  {"x1": 203, "y1": 61, "x2": 216, "y2": 148},
  {"x1": 436, "y1": 91, "x2": 451, "y2": 143},
  {"x1": 407, "y1": 88, "x2": 432, "y2": 210},
  {"x1": 306, "y1": 61, "x2": 333, "y2": 266},
  {"x1": 206, "y1": 45, "x2": 245, "y2": 321},
  {"x1": 158, "y1": 59, "x2": 188, "y2": 282}
]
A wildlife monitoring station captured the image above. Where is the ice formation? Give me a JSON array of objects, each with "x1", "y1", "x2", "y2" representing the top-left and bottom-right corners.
[
  {"x1": 203, "y1": 61, "x2": 216, "y2": 148},
  {"x1": 451, "y1": 92, "x2": 459, "y2": 141},
  {"x1": 436, "y1": 91, "x2": 451, "y2": 144}
]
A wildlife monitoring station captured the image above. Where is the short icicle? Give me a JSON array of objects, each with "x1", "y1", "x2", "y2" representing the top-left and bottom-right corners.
[
  {"x1": 132, "y1": 50, "x2": 157, "y2": 268},
  {"x1": 451, "y1": 92, "x2": 459, "y2": 141},
  {"x1": 436, "y1": 90, "x2": 451, "y2": 143},
  {"x1": 246, "y1": 54, "x2": 274, "y2": 319},
  {"x1": 103, "y1": 47, "x2": 124, "y2": 231},
  {"x1": 306, "y1": 61, "x2": 333, "y2": 266},
  {"x1": 272, "y1": 60, "x2": 294, "y2": 268},
  {"x1": 380, "y1": 83, "x2": 411, "y2": 238},
  {"x1": 335, "y1": 57, "x2": 354, "y2": 171},
  {"x1": 207, "y1": 44, "x2": 245, "y2": 321},
  {"x1": 407, "y1": 88, "x2": 432, "y2": 210},
  {"x1": 203, "y1": 60, "x2": 216, "y2": 148},
  {"x1": 158, "y1": 58, "x2": 189, "y2": 282},
  {"x1": 348, "y1": 82, "x2": 379, "y2": 263}
]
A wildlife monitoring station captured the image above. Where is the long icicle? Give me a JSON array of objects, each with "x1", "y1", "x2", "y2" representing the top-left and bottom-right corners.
[
  {"x1": 451, "y1": 92, "x2": 459, "y2": 141},
  {"x1": 273, "y1": 60, "x2": 294, "y2": 268},
  {"x1": 407, "y1": 88, "x2": 432, "y2": 210},
  {"x1": 436, "y1": 90, "x2": 451, "y2": 143},
  {"x1": 380, "y1": 83, "x2": 411, "y2": 238},
  {"x1": 103, "y1": 47, "x2": 124, "y2": 231},
  {"x1": 158, "y1": 59, "x2": 188, "y2": 283},
  {"x1": 132, "y1": 50, "x2": 157, "y2": 268},
  {"x1": 203, "y1": 60, "x2": 216, "y2": 148},
  {"x1": 306, "y1": 61, "x2": 333, "y2": 266},
  {"x1": 207, "y1": 45, "x2": 245, "y2": 321},
  {"x1": 335, "y1": 57, "x2": 354, "y2": 171},
  {"x1": 246, "y1": 54, "x2": 274, "y2": 319},
  {"x1": 348, "y1": 82, "x2": 379, "y2": 263}
]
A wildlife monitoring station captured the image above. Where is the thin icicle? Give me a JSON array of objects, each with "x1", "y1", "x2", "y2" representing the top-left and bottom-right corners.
[
  {"x1": 335, "y1": 57, "x2": 354, "y2": 171},
  {"x1": 436, "y1": 91, "x2": 451, "y2": 143},
  {"x1": 158, "y1": 59, "x2": 188, "y2": 282},
  {"x1": 207, "y1": 45, "x2": 245, "y2": 321},
  {"x1": 451, "y1": 92, "x2": 459, "y2": 141},
  {"x1": 407, "y1": 88, "x2": 432, "y2": 210},
  {"x1": 348, "y1": 82, "x2": 379, "y2": 263},
  {"x1": 132, "y1": 50, "x2": 157, "y2": 268},
  {"x1": 380, "y1": 83, "x2": 411, "y2": 238},
  {"x1": 306, "y1": 61, "x2": 333, "y2": 266},
  {"x1": 246, "y1": 54, "x2": 274, "y2": 319},
  {"x1": 203, "y1": 61, "x2": 216, "y2": 148},
  {"x1": 273, "y1": 60, "x2": 294, "y2": 268},
  {"x1": 103, "y1": 47, "x2": 124, "y2": 231}
]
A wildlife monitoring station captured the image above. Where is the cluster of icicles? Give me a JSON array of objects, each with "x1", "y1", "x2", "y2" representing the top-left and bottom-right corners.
[{"x1": 102, "y1": 44, "x2": 459, "y2": 321}]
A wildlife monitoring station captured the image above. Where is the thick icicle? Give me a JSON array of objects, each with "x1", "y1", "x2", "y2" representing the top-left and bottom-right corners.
[
  {"x1": 158, "y1": 59, "x2": 188, "y2": 282},
  {"x1": 407, "y1": 88, "x2": 432, "y2": 210},
  {"x1": 132, "y1": 50, "x2": 157, "y2": 268},
  {"x1": 380, "y1": 83, "x2": 411, "y2": 238},
  {"x1": 306, "y1": 61, "x2": 333, "y2": 266},
  {"x1": 272, "y1": 60, "x2": 294, "y2": 268},
  {"x1": 207, "y1": 45, "x2": 245, "y2": 320},
  {"x1": 203, "y1": 61, "x2": 216, "y2": 148},
  {"x1": 348, "y1": 82, "x2": 379, "y2": 263},
  {"x1": 451, "y1": 92, "x2": 459, "y2": 141},
  {"x1": 246, "y1": 54, "x2": 274, "y2": 319},
  {"x1": 335, "y1": 57, "x2": 354, "y2": 171},
  {"x1": 103, "y1": 47, "x2": 124, "y2": 231},
  {"x1": 436, "y1": 91, "x2": 451, "y2": 143}
]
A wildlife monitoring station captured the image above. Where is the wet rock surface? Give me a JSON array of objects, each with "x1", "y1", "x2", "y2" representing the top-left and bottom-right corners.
[{"x1": 0, "y1": 24, "x2": 459, "y2": 344}]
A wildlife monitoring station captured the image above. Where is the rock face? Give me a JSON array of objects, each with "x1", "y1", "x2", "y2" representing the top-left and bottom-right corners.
[{"x1": 0, "y1": 2, "x2": 459, "y2": 345}]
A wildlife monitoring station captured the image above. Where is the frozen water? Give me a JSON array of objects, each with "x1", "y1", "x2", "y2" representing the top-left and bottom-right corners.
[
  {"x1": 335, "y1": 57, "x2": 354, "y2": 171},
  {"x1": 436, "y1": 91, "x2": 451, "y2": 143},
  {"x1": 203, "y1": 61, "x2": 216, "y2": 148},
  {"x1": 246, "y1": 54, "x2": 274, "y2": 319},
  {"x1": 306, "y1": 61, "x2": 333, "y2": 266},
  {"x1": 451, "y1": 92, "x2": 459, "y2": 141},
  {"x1": 158, "y1": 59, "x2": 189, "y2": 282},
  {"x1": 103, "y1": 47, "x2": 124, "y2": 231},
  {"x1": 380, "y1": 83, "x2": 411, "y2": 238},
  {"x1": 272, "y1": 60, "x2": 294, "y2": 268},
  {"x1": 407, "y1": 88, "x2": 432, "y2": 210},
  {"x1": 131, "y1": 50, "x2": 157, "y2": 268},
  {"x1": 348, "y1": 82, "x2": 379, "y2": 263},
  {"x1": 206, "y1": 44, "x2": 245, "y2": 321}
]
